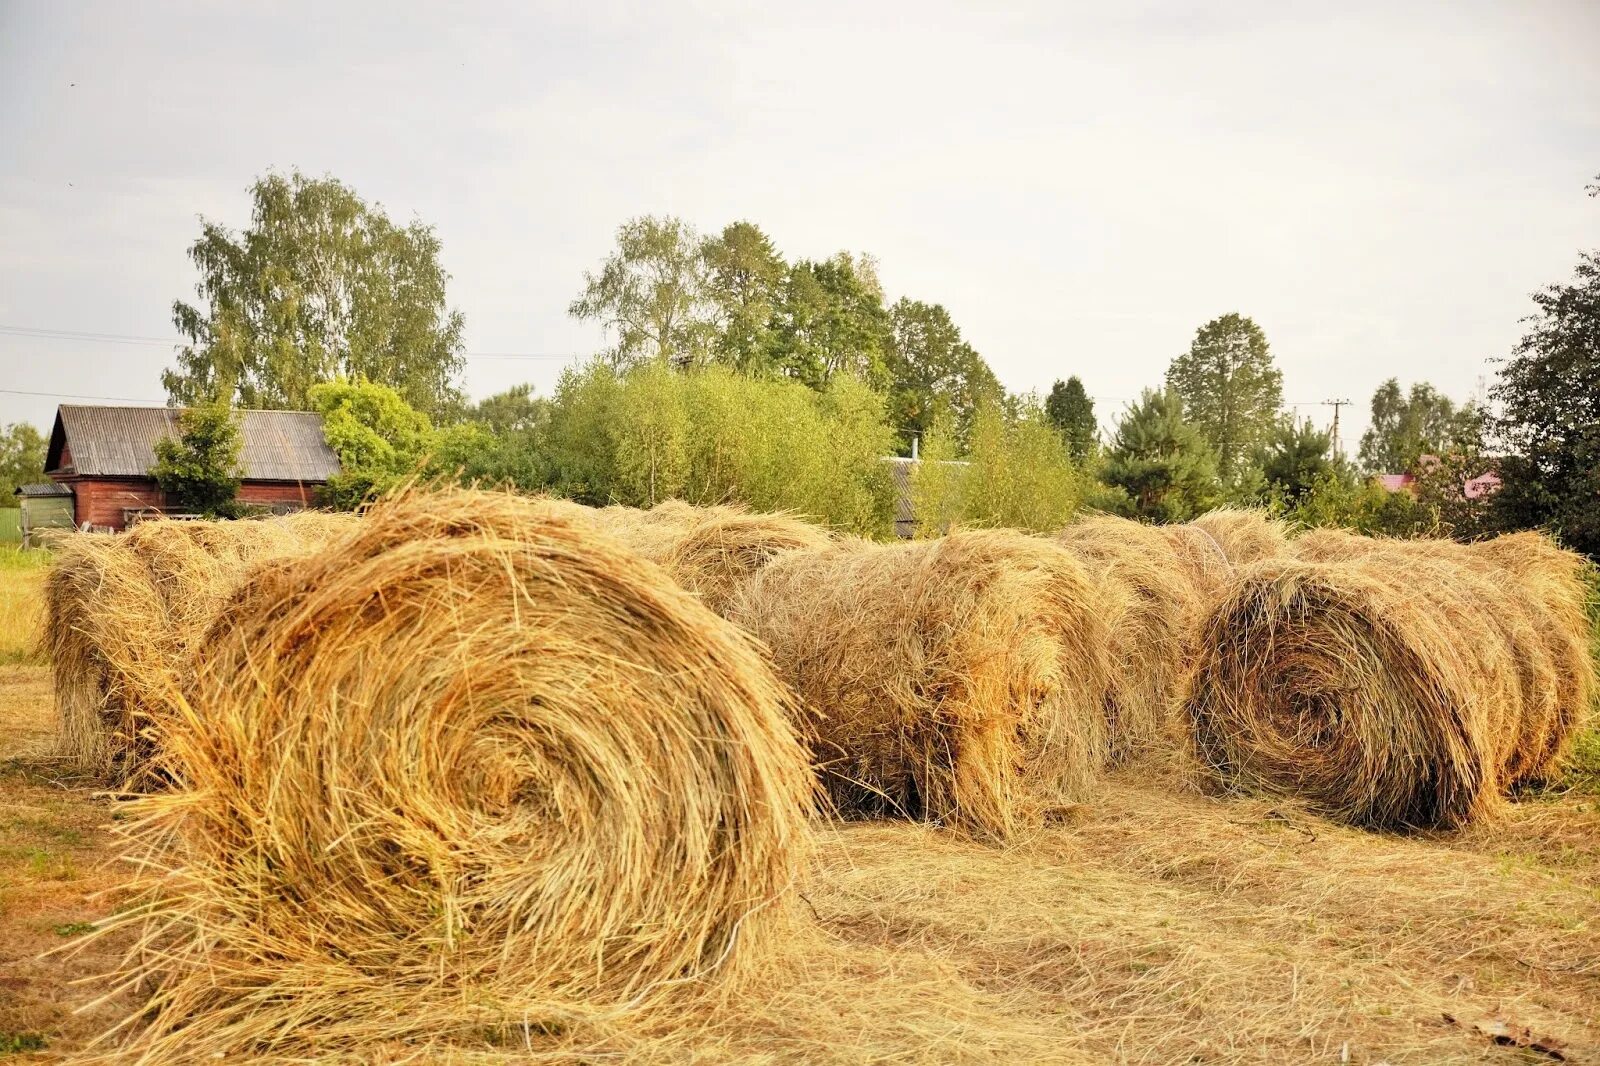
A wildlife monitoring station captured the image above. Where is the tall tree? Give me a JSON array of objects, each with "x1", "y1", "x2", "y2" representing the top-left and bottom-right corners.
[
  {"x1": 701, "y1": 221, "x2": 787, "y2": 374},
  {"x1": 1490, "y1": 175, "x2": 1600, "y2": 557},
  {"x1": 150, "y1": 399, "x2": 243, "y2": 517},
  {"x1": 768, "y1": 253, "x2": 892, "y2": 389},
  {"x1": 1102, "y1": 388, "x2": 1219, "y2": 522},
  {"x1": 1259, "y1": 418, "x2": 1335, "y2": 504},
  {"x1": 1357, "y1": 379, "x2": 1482, "y2": 473},
  {"x1": 1045, "y1": 377, "x2": 1096, "y2": 460},
  {"x1": 884, "y1": 298, "x2": 1001, "y2": 455},
  {"x1": 0, "y1": 423, "x2": 46, "y2": 503},
  {"x1": 165, "y1": 170, "x2": 465, "y2": 416},
  {"x1": 569, "y1": 215, "x2": 716, "y2": 370},
  {"x1": 1165, "y1": 313, "x2": 1283, "y2": 480}
]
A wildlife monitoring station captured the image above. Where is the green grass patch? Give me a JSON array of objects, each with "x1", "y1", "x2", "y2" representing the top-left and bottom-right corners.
[
  {"x1": 52, "y1": 920, "x2": 95, "y2": 937},
  {"x1": 0, "y1": 1032, "x2": 47, "y2": 1054}
]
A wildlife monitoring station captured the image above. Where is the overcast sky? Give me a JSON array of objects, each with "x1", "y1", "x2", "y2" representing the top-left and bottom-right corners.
[{"x1": 2, "y1": 1, "x2": 1597, "y2": 452}]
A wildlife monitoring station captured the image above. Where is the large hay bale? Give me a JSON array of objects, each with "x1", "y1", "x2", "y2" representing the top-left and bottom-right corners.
[
  {"x1": 1294, "y1": 527, "x2": 1597, "y2": 783},
  {"x1": 44, "y1": 512, "x2": 356, "y2": 782},
  {"x1": 1054, "y1": 515, "x2": 1206, "y2": 762},
  {"x1": 600, "y1": 500, "x2": 834, "y2": 616},
  {"x1": 97, "y1": 488, "x2": 813, "y2": 1059},
  {"x1": 729, "y1": 529, "x2": 1114, "y2": 840},
  {"x1": 1188, "y1": 541, "x2": 1570, "y2": 829}
]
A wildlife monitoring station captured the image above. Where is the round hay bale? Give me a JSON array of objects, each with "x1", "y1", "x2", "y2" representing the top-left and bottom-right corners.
[
  {"x1": 101, "y1": 488, "x2": 813, "y2": 1058},
  {"x1": 729, "y1": 529, "x2": 1114, "y2": 841},
  {"x1": 603, "y1": 501, "x2": 834, "y2": 616},
  {"x1": 1190, "y1": 508, "x2": 1290, "y2": 568},
  {"x1": 44, "y1": 512, "x2": 357, "y2": 783},
  {"x1": 1295, "y1": 527, "x2": 1596, "y2": 783},
  {"x1": 1054, "y1": 515, "x2": 1206, "y2": 763},
  {"x1": 1188, "y1": 546, "x2": 1552, "y2": 829}
]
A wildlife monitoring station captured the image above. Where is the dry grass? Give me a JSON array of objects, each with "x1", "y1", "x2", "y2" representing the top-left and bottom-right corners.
[
  {"x1": 43, "y1": 512, "x2": 357, "y2": 784},
  {"x1": 1190, "y1": 533, "x2": 1593, "y2": 829},
  {"x1": 3, "y1": 654, "x2": 1599, "y2": 1062},
  {"x1": 1054, "y1": 515, "x2": 1207, "y2": 763},
  {"x1": 730, "y1": 530, "x2": 1114, "y2": 841},
  {"x1": 592, "y1": 499, "x2": 835, "y2": 616},
  {"x1": 0, "y1": 546, "x2": 48, "y2": 666},
  {"x1": 87, "y1": 489, "x2": 814, "y2": 1061}
]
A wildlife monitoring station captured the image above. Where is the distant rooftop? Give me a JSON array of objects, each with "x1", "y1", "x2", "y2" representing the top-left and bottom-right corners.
[{"x1": 45, "y1": 405, "x2": 340, "y2": 483}]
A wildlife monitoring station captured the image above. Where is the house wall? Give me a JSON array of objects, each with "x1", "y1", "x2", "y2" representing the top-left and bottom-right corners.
[{"x1": 51, "y1": 476, "x2": 324, "y2": 531}]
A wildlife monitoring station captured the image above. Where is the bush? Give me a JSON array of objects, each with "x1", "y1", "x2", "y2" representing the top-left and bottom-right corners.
[{"x1": 150, "y1": 399, "x2": 243, "y2": 517}]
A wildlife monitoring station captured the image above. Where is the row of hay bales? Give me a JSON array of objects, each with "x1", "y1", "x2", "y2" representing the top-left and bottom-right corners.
[{"x1": 39, "y1": 492, "x2": 1595, "y2": 1057}]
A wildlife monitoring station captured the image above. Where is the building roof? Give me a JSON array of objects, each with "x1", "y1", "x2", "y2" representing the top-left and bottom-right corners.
[
  {"x1": 46, "y1": 405, "x2": 340, "y2": 483},
  {"x1": 13, "y1": 482, "x2": 73, "y2": 497}
]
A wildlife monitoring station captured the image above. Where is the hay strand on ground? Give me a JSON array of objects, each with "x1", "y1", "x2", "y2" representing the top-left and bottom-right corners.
[
  {"x1": 93, "y1": 488, "x2": 814, "y2": 1060},
  {"x1": 730, "y1": 529, "x2": 1114, "y2": 840},
  {"x1": 1188, "y1": 538, "x2": 1574, "y2": 829},
  {"x1": 1054, "y1": 515, "x2": 1207, "y2": 763}
]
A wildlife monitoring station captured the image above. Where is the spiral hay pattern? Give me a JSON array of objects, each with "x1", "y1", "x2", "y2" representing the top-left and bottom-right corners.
[
  {"x1": 1189, "y1": 533, "x2": 1586, "y2": 829},
  {"x1": 97, "y1": 489, "x2": 813, "y2": 1060}
]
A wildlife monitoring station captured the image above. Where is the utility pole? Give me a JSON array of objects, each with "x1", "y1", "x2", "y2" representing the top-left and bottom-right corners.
[{"x1": 1323, "y1": 398, "x2": 1351, "y2": 460}]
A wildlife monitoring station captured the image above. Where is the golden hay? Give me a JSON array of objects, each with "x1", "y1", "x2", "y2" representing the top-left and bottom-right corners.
[
  {"x1": 1188, "y1": 538, "x2": 1578, "y2": 829},
  {"x1": 1054, "y1": 515, "x2": 1207, "y2": 763},
  {"x1": 43, "y1": 512, "x2": 356, "y2": 783},
  {"x1": 729, "y1": 530, "x2": 1114, "y2": 840},
  {"x1": 595, "y1": 500, "x2": 835, "y2": 616},
  {"x1": 1294, "y1": 526, "x2": 1597, "y2": 783},
  {"x1": 91, "y1": 488, "x2": 814, "y2": 1061}
]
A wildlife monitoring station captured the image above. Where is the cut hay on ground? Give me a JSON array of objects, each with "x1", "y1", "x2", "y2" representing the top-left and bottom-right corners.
[
  {"x1": 595, "y1": 500, "x2": 835, "y2": 616},
  {"x1": 729, "y1": 529, "x2": 1114, "y2": 841},
  {"x1": 1054, "y1": 515, "x2": 1207, "y2": 763},
  {"x1": 1188, "y1": 535, "x2": 1589, "y2": 829},
  {"x1": 44, "y1": 512, "x2": 356, "y2": 784},
  {"x1": 92, "y1": 488, "x2": 814, "y2": 1061}
]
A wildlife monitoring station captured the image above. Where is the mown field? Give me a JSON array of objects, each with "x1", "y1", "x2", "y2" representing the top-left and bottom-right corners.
[{"x1": 2, "y1": 540, "x2": 1599, "y2": 1063}]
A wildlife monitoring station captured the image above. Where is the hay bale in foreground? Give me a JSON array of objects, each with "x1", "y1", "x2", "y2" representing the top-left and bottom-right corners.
[
  {"x1": 598, "y1": 500, "x2": 834, "y2": 616},
  {"x1": 44, "y1": 512, "x2": 356, "y2": 783},
  {"x1": 1188, "y1": 542, "x2": 1572, "y2": 829},
  {"x1": 1054, "y1": 515, "x2": 1206, "y2": 762},
  {"x1": 729, "y1": 530, "x2": 1114, "y2": 840},
  {"x1": 96, "y1": 489, "x2": 814, "y2": 1060}
]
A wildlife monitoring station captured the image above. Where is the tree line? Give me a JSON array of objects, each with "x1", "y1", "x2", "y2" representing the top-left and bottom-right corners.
[{"x1": 6, "y1": 169, "x2": 1598, "y2": 559}]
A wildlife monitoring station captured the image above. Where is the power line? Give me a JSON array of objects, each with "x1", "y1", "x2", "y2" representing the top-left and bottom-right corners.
[
  {"x1": 0, "y1": 387, "x2": 168, "y2": 403},
  {"x1": 0, "y1": 323, "x2": 578, "y2": 361}
]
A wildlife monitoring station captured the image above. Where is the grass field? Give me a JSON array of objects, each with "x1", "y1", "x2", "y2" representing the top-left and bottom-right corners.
[
  {"x1": 2, "y1": 558, "x2": 1598, "y2": 1062},
  {"x1": 0, "y1": 547, "x2": 48, "y2": 666}
]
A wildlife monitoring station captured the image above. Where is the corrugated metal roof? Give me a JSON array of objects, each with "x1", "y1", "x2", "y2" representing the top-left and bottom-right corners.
[
  {"x1": 14, "y1": 482, "x2": 73, "y2": 497},
  {"x1": 47, "y1": 405, "x2": 340, "y2": 482}
]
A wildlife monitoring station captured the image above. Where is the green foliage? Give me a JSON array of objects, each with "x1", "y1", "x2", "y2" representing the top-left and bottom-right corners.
[
  {"x1": 910, "y1": 400, "x2": 1084, "y2": 535},
  {"x1": 1357, "y1": 378, "x2": 1483, "y2": 474},
  {"x1": 885, "y1": 298, "x2": 1001, "y2": 456},
  {"x1": 1102, "y1": 389, "x2": 1219, "y2": 522},
  {"x1": 701, "y1": 221, "x2": 787, "y2": 374},
  {"x1": 1287, "y1": 471, "x2": 1438, "y2": 537},
  {"x1": 1259, "y1": 418, "x2": 1335, "y2": 504},
  {"x1": 539, "y1": 363, "x2": 895, "y2": 536},
  {"x1": 1045, "y1": 377, "x2": 1096, "y2": 461},
  {"x1": 150, "y1": 400, "x2": 243, "y2": 517},
  {"x1": 569, "y1": 216, "x2": 717, "y2": 369},
  {"x1": 1165, "y1": 313, "x2": 1284, "y2": 480},
  {"x1": 1491, "y1": 178, "x2": 1600, "y2": 558},
  {"x1": 165, "y1": 170, "x2": 465, "y2": 416},
  {"x1": 768, "y1": 253, "x2": 892, "y2": 389},
  {"x1": 309, "y1": 378, "x2": 436, "y2": 508},
  {"x1": 0, "y1": 1032, "x2": 47, "y2": 1054},
  {"x1": 0, "y1": 423, "x2": 46, "y2": 505}
]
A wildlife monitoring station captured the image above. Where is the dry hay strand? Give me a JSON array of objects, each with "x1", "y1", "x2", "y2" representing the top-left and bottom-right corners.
[
  {"x1": 1190, "y1": 507, "x2": 1290, "y2": 567},
  {"x1": 1295, "y1": 526, "x2": 1598, "y2": 784},
  {"x1": 1188, "y1": 541, "x2": 1565, "y2": 829},
  {"x1": 91, "y1": 487, "x2": 814, "y2": 1061},
  {"x1": 1054, "y1": 515, "x2": 1208, "y2": 763},
  {"x1": 44, "y1": 512, "x2": 357, "y2": 784},
  {"x1": 602, "y1": 500, "x2": 834, "y2": 616},
  {"x1": 729, "y1": 529, "x2": 1114, "y2": 841}
]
